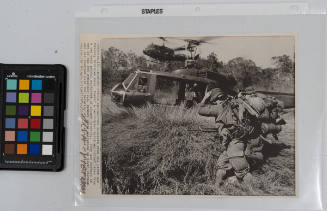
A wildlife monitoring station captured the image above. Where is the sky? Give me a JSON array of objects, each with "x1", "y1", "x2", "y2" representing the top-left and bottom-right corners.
[{"x1": 100, "y1": 36, "x2": 295, "y2": 68}]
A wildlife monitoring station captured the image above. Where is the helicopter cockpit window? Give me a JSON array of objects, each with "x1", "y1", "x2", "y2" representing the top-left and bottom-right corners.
[
  {"x1": 138, "y1": 77, "x2": 148, "y2": 86},
  {"x1": 136, "y1": 75, "x2": 149, "y2": 93},
  {"x1": 122, "y1": 73, "x2": 136, "y2": 89}
]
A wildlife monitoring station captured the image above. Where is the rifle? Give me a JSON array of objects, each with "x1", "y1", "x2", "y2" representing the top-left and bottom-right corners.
[{"x1": 187, "y1": 126, "x2": 218, "y2": 132}]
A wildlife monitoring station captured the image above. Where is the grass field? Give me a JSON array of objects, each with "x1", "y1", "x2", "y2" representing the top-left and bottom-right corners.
[{"x1": 101, "y1": 94, "x2": 295, "y2": 195}]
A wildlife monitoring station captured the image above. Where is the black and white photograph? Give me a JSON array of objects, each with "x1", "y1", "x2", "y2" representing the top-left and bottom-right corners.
[{"x1": 101, "y1": 35, "x2": 296, "y2": 196}]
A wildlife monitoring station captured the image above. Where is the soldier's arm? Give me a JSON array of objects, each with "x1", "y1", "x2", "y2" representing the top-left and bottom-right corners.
[{"x1": 199, "y1": 91, "x2": 212, "y2": 106}]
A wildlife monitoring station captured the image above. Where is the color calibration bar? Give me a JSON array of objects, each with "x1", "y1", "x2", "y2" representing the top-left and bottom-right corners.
[{"x1": 4, "y1": 78, "x2": 55, "y2": 156}]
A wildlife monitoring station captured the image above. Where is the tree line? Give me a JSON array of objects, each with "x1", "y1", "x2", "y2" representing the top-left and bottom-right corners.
[{"x1": 102, "y1": 47, "x2": 295, "y2": 94}]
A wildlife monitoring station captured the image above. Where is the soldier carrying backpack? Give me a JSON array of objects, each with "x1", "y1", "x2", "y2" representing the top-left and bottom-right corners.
[{"x1": 198, "y1": 87, "x2": 285, "y2": 185}]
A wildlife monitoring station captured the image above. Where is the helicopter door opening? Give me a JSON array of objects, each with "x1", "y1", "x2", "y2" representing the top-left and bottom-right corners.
[
  {"x1": 137, "y1": 76, "x2": 149, "y2": 93},
  {"x1": 154, "y1": 76, "x2": 180, "y2": 105},
  {"x1": 183, "y1": 81, "x2": 207, "y2": 104}
]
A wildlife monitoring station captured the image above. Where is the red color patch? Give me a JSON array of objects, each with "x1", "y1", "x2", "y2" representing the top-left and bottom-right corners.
[
  {"x1": 30, "y1": 119, "x2": 41, "y2": 129},
  {"x1": 18, "y1": 118, "x2": 28, "y2": 129}
]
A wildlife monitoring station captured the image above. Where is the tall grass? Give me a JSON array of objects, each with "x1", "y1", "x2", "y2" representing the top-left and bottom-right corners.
[
  {"x1": 102, "y1": 98, "x2": 295, "y2": 195},
  {"x1": 102, "y1": 94, "x2": 129, "y2": 123},
  {"x1": 102, "y1": 103, "x2": 223, "y2": 194},
  {"x1": 131, "y1": 103, "x2": 202, "y2": 126}
]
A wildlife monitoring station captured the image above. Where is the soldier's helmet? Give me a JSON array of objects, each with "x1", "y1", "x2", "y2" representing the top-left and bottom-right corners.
[
  {"x1": 245, "y1": 95, "x2": 266, "y2": 114},
  {"x1": 209, "y1": 87, "x2": 226, "y2": 102}
]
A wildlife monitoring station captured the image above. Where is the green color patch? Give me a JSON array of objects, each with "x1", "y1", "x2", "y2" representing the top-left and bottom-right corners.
[
  {"x1": 30, "y1": 131, "x2": 40, "y2": 142},
  {"x1": 5, "y1": 105, "x2": 16, "y2": 115},
  {"x1": 19, "y1": 93, "x2": 29, "y2": 103},
  {"x1": 6, "y1": 79, "x2": 17, "y2": 90}
]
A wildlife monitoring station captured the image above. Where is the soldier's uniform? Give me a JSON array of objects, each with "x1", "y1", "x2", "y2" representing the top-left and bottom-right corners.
[
  {"x1": 185, "y1": 84, "x2": 196, "y2": 108},
  {"x1": 241, "y1": 91, "x2": 284, "y2": 164},
  {"x1": 198, "y1": 88, "x2": 284, "y2": 185},
  {"x1": 199, "y1": 89, "x2": 251, "y2": 184}
]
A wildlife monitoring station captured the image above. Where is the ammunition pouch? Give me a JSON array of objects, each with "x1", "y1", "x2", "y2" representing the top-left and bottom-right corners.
[
  {"x1": 219, "y1": 127, "x2": 232, "y2": 147},
  {"x1": 261, "y1": 123, "x2": 282, "y2": 136},
  {"x1": 258, "y1": 108, "x2": 271, "y2": 122},
  {"x1": 234, "y1": 165, "x2": 250, "y2": 179}
]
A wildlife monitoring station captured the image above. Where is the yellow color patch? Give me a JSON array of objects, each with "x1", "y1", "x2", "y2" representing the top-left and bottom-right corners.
[
  {"x1": 19, "y1": 80, "x2": 30, "y2": 90},
  {"x1": 31, "y1": 105, "x2": 41, "y2": 116}
]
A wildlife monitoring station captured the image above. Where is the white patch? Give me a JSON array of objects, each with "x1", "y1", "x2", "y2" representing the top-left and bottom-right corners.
[
  {"x1": 43, "y1": 132, "x2": 53, "y2": 142},
  {"x1": 42, "y1": 145, "x2": 53, "y2": 155}
]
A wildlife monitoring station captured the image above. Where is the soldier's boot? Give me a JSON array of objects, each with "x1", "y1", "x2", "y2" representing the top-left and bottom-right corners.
[
  {"x1": 215, "y1": 169, "x2": 227, "y2": 186},
  {"x1": 227, "y1": 176, "x2": 238, "y2": 184}
]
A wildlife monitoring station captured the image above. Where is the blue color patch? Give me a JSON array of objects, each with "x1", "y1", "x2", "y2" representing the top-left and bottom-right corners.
[
  {"x1": 31, "y1": 80, "x2": 42, "y2": 90},
  {"x1": 5, "y1": 118, "x2": 16, "y2": 129},
  {"x1": 17, "y1": 131, "x2": 28, "y2": 142},
  {"x1": 30, "y1": 144, "x2": 40, "y2": 155},
  {"x1": 6, "y1": 92, "x2": 16, "y2": 103}
]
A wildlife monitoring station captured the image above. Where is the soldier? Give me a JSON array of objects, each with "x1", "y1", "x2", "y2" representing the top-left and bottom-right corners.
[
  {"x1": 198, "y1": 87, "x2": 234, "y2": 121},
  {"x1": 199, "y1": 88, "x2": 251, "y2": 184},
  {"x1": 239, "y1": 89, "x2": 285, "y2": 166},
  {"x1": 185, "y1": 83, "x2": 195, "y2": 108},
  {"x1": 198, "y1": 87, "x2": 284, "y2": 185},
  {"x1": 191, "y1": 83, "x2": 201, "y2": 103}
]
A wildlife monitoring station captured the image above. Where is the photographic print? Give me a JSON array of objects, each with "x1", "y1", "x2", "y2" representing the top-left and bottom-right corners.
[{"x1": 100, "y1": 35, "x2": 296, "y2": 196}]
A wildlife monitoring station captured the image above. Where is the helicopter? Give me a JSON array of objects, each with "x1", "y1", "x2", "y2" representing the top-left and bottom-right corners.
[
  {"x1": 142, "y1": 37, "x2": 187, "y2": 62},
  {"x1": 142, "y1": 37, "x2": 212, "y2": 63},
  {"x1": 110, "y1": 37, "x2": 236, "y2": 106}
]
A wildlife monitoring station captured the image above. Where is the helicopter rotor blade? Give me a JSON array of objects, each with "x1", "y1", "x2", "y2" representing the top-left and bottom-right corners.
[
  {"x1": 158, "y1": 37, "x2": 167, "y2": 41},
  {"x1": 173, "y1": 46, "x2": 186, "y2": 51},
  {"x1": 163, "y1": 37, "x2": 183, "y2": 45},
  {"x1": 199, "y1": 37, "x2": 224, "y2": 44},
  {"x1": 183, "y1": 37, "x2": 219, "y2": 46},
  {"x1": 160, "y1": 37, "x2": 219, "y2": 47},
  {"x1": 198, "y1": 37, "x2": 215, "y2": 42},
  {"x1": 158, "y1": 37, "x2": 184, "y2": 47}
]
